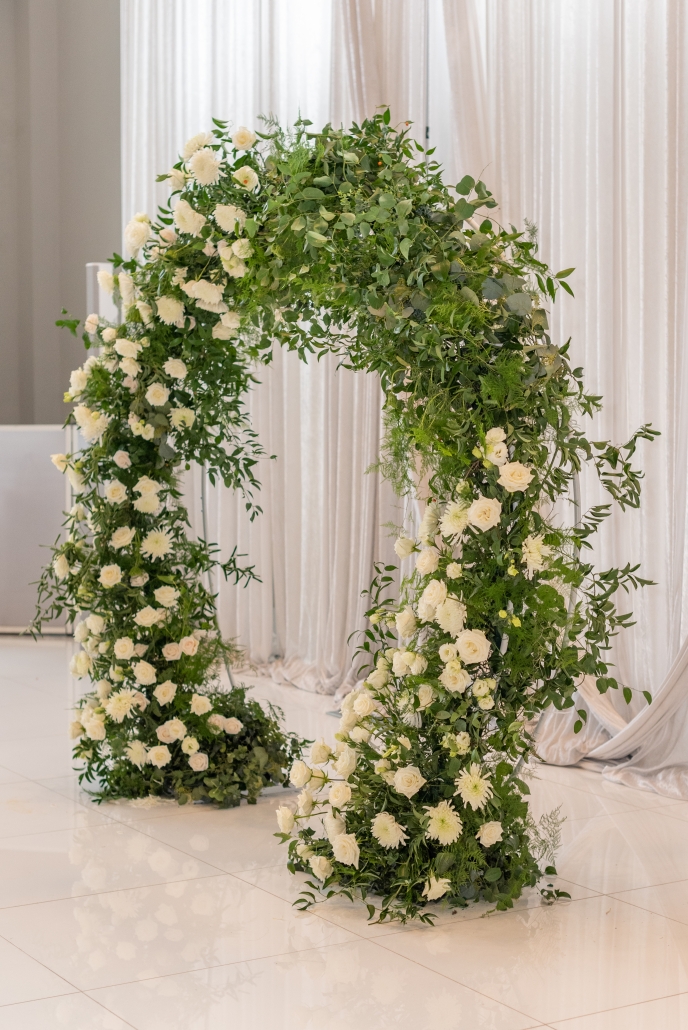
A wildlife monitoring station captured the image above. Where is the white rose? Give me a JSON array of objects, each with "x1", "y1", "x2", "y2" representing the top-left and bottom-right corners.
[
  {"x1": 114, "y1": 339, "x2": 142, "y2": 359},
  {"x1": 417, "y1": 683, "x2": 434, "y2": 709},
  {"x1": 435, "y1": 598, "x2": 467, "y2": 637},
  {"x1": 498, "y1": 461, "x2": 534, "y2": 493},
  {"x1": 189, "y1": 694, "x2": 212, "y2": 716},
  {"x1": 467, "y1": 495, "x2": 502, "y2": 532},
  {"x1": 69, "y1": 650, "x2": 92, "y2": 677},
  {"x1": 114, "y1": 636, "x2": 135, "y2": 660},
  {"x1": 99, "y1": 564, "x2": 122, "y2": 588},
  {"x1": 86, "y1": 614, "x2": 105, "y2": 635},
  {"x1": 66, "y1": 466, "x2": 84, "y2": 492},
  {"x1": 485, "y1": 427, "x2": 506, "y2": 444},
  {"x1": 392, "y1": 650, "x2": 412, "y2": 676},
  {"x1": 163, "y1": 642, "x2": 182, "y2": 661},
  {"x1": 96, "y1": 679, "x2": 112, "y2": 700},
  {"x1": 224, "y1": 717, "x2": 243, "y2": 734},
  {"x1": 173, "y1": 199, "x2": 207, "y2": 236},
  {"x1": 104, "y1": 480, "x2": 127, "y2": 505},
  {"x1": 154, "y1": 680, "x2": 177, "y2": 705},
  {"x1": 232, "y1": 166, "x2": 259, "y2": 190},
  {"x1": 323, "y1": 811, "x2": 346, "y2": 841},
  {"x1": 290, "y1": 760, "x2": 312, "y2": 788},
  {"x1": 366, "y1": 667, "x2": 389, "y2": 690},
  {"x1": 393, "y1": 765, "x2": 427, "y2": 798},
  {"x1": 179, "y1": 635, "x2": 199, "y2": 655},
  {"x1": 476, "y1": 821, "x2": 503, "y2": 847},
  {"x1": 157, "y1": 718, "x2": 186, "y2": 743},
  {"x1": 147, "y1": 745, "x2": 171, "y2": 768},
  {"x1": 310, "y1": 855, "x2": 333, "y2": 880},
  {"x1": 415, "y1": 547, "x2": 440, "y2": 575},
  {"x1": 53, "y1": 554, "x2": 70, "y2": 580},
  {"x1": 232, "y1": 126, "x2": 257, "y2": 150},
  {"x1": 349, "y1": 726, "x2": 370, "y2": 743},
  {"x1": 276, "y1": 806, "x2": 295, "y2": 833},
  {"x1": 110, "y1": 526, "x2": 135, "y2": 550},
  {"x1": 423, "y1": 875, "x2": 451, "y2": 901},
  {"x1": 439, "y1": 643, "x2": 457, "y2": 663},
  {"x1": 101, "y1": 328, "x2": 117, "y2": 343},
  {"x1": 329, "y1": 782, "x2": 352, "y2": 809},
  {"x1": 163, "y1": 358, "x2": 187, "y2": 380},
  {"x1": 124, "y1": 213, "x2": 151, "y2": 255},
  {"x1": 154, "y1": 586, "x2": 179, "y2": 608},
  {"x1": 133, "y1": 660, "x2": 156, "y2": 685},
  {"x1": 74, "y1": 621, "x2": 89, "y2": 643},
  {"x1": 395, "y1": 606, "x2": 417, "y2": 639},
  {"x1": 188, "y1": 147, "x2": 222, "y2": 185},
  {"x1": 333, "y1": 746, "x2": 357, "y2": 779},
  {"x1": 113, "y1": 450, "x2": 131, "y2": 469},
  {"x1": 156, "y1": 296, "x2": 185, "y2": 325},
  {"x1": 352, "y1": 693, "x2": 376, "y2": 717},
  {"x1": 394, "y1": 536, "x2": 416, "y2": 559},
  {"x1": 189, "y1": 752, "x2": 209, "y2": 772},
  {"x1": 409, "y1": 654, "x2": 428, "y2": 676},
  {"x1": 297, "y1": 789, "x2": 315, "y2": 816},
  {"x1": 310, "y1": 739, "x2": 332, "y2": 765},
  {"x1": 118, "y1": 273, "x2": 136, "y2": 308},
  {"x1": 440, "y1": 662, "x2": 472, "y2": 693},
  {"x1": 214, "y1": 204, "x2": 247, "y2": 233},
  {"x1": 332, "y1": 833, "x2": 360, "y2": 868},
  {"x1": 421, "y1": 580, "x2": 447, "y2": 609},
  {"x1": 146, "y1": 383, "x2": 170, "y2": 407},
  {"x1": 456, "y1": 629, "x2": 491, "y2": 665}
]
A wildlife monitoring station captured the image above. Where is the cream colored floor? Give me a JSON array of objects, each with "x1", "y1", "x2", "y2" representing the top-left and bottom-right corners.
[{"x1": 0, "y1": 637, "x2": 687, "y2": 1029}]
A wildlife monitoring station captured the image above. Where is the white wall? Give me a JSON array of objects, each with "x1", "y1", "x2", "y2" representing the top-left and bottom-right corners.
[{"x1": 0, "y1": 0, "x2": 121, "y2": 424}]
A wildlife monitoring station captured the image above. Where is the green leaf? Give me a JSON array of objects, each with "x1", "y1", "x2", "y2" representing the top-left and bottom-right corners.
[
  {"x1": 642, "y1": 690, "x2": 653, "y2": 705},
  {"x1": 455, "y1": 198, "x2": 476, "y2": 220},
  {"x1": 301, "y1": 187, "x2": 325, "y2": 200},
  {"x1": 555, "y1": 267, "x2": 575, "y2": 278},
  {"x1": 435, "y1": 852, "x2": 456, "y2": 874},
  {"x1": 456, "y1": 175, "x2": 475, "y2": 195},
  {"x1": 484, "y1": 867, "x2": 502, "y2": 882},
  {"x1": 460, "y1": 286, "x2": 480, "y2": 307},
  {"x1": 623, "y1": 686, "x2": 633, "y2": 705},
  {"x1": 399, "y1": 238, "x2": 411, "y2": 260}
]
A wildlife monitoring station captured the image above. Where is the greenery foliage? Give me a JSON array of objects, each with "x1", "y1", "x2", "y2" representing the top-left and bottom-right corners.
[{"x1": 36, "y1": 109, "x2": 653, "y2": 915}]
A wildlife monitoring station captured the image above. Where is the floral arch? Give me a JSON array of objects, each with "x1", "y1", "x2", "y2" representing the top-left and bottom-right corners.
[{"x1": 38, "y1": 111, "x2": 654, "y2": 921}]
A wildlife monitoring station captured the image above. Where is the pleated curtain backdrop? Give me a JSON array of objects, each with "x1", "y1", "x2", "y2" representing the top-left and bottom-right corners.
[{"x1": 121, "y1": 0, "x2": 428, "y2": 694}]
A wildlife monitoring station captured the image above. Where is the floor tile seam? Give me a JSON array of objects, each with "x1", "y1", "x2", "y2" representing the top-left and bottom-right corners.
[
  {"x1": 0, "y1": 927, "x2": 82, "y2": 993},
  {"x1": 606, "y1": 888, "x2": 688, "y2": 927},
  {"x1": 364, "y1": 934, "x2": 542, "y2": 1023},
  {"x1": 225, "y1": 867, "x2": 409, "y2": 942},
  {"x1": 549, "y1": 988, "x2": 688, "y2": 1026},
  {"x1": 83, "y1": 989, "x2": 141, "y2": 1029},
  {"x1": 0, "y1": 989, "x2": 80, "y2": 1010},
  {"x1": 0, "y1": 870, "x2": 230, "y2": 913}
]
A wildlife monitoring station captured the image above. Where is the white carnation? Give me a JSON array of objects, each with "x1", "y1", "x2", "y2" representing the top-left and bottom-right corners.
[
  {"x1": 97, "y1": 269, "x2": 114, "y2": 295},
  {"x1": 124, "y1": 213, "x2": 151, "y2": 255},
  {"x1": 435, "y1": 598, "x2": 467, "y2": 636},
  {"x1": 53, "y1": 554, "x2": 70, "y2": 580},
  {"x1": 126, "y1": 740, "x2": 149, "y2": 768},
  {"x1": 439, "y1": 661, "x2": 471, "y2": 693},
  {"x1": 423, "y1": 875, "x2": 451, "y2": 901}
]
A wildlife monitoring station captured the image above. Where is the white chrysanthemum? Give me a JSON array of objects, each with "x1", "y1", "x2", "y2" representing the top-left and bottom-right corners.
[
  {"x1": 214, "y1": 203, "x2": 246, "y2": 233},
  {"x1": 182, "y1": 131, "x2": 213, "y2": 159},
  {"x1": 114, "y1": 339, "x2": 141, "y2": 359},
  {"x1": 440, "y1": 501, "x2": 470, "y2": 538},
  {"x1": 418, "y1": 503, "x2": 439, "y2": 544},
  {"x1": 97, "y1": 269, "x2": 114, "y2": 295},
  {"x1": 415, "y1": 547, "x2": 440, "y2": 575},
  {"x1": 141, "y1": 530, "x2": 173, "y2": 560},
  {"x1": 425, "y1": 800, "x2": 463, "y2": 845},
  {"x1": 105, "y1": 689, "x2": 137, "y2": 723},
  {"x1": 126, "y1": 740, "x2": 148, "y2": 768},
  {"x1": 50, "y1": 452, "x2": 69, "y2": 473},
  {"x1": 173, "y1": 198, "x2": 207, "y2": 236},
  {"x1": 133, "y1": 494, "x2": 161, "y2": 515},
  {"x1": 163, "y1": 358, "x2": 187, "y2": 379},
  {"x1": 371, "y1": 812, "x2": 408, "y2": 850},
  {"x1": 188, "y1": 147, "x2": 222, "y2": 185},
  {"x1": 522, "y1": 534, "x2": 550, "y2": 579},
  {"x1": 232, "y1": 126, "x2": 257, "y2": 150},
  {"x1": 124, "y1": 213, "x2": 151, "y2": 255},
  {"x1": 454, "y1": 764, "x2": 494, "y2": 810},
  {"x1": 153, "y1": 680, "x2": 177, "y2": 705},
  {"x1": 232, "y1": 165, "x2": 259, "y2": 190},
  {"x1": 156, "y1": 296, "x2": 185, "y2": 326},
  {"x1": 169, "y1": 407, "x2": 196, "y2": 429},
  {"x1": 423, "y1": 875, "x2": 451, "y2": 901},
  {"x1": 435, "y1": 597, "x2": 467, "y2": 636}
]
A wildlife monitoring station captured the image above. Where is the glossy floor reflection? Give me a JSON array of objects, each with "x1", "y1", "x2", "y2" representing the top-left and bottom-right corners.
[{"x1": 1, "y1": 638, "x2": 687, "y2": 1029}]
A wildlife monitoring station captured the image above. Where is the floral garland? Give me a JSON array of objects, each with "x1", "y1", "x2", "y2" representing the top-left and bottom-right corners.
[{"x1": 37, "y1": 111, "x2": 654, "y2": 914}]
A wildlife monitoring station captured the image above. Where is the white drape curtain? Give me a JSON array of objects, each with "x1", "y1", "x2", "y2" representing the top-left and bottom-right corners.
[
  {"x1": 435, "y1": 0, "x2": 688, "y2": 798},
  {"x1": 121, "y1": 0, "x2": 427, "y2": 694},
  {"x1": 122, "y1": 0, "x2": 688, "y2": 790}
]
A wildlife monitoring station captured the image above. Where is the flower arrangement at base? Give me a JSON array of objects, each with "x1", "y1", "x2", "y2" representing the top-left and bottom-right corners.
[{"x1": 37, "y1": 112, "x2": 654, "y2": 903}]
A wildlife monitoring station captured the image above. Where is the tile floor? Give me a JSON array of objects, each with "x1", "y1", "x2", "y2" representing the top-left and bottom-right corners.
[{"x1": 0, "y1": 636, "x2": 687, "y2": 1029}]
